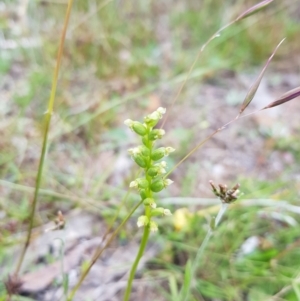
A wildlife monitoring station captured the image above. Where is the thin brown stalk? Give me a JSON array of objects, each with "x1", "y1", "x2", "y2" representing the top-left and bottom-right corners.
[
  {"x1": 161, "y1": 21, "x2": 233, "y2": 129},
  {"x1": 165, "y1": 81, "x2": 300, "y2": 177},
  {"x1": 235, "y1": 0, "x2": 274, "y2": 21},
  {"x1": 161, "y1": 0, "x2": 274, "y2": 128},
  {"x1": 67, "y1": 199, "x2": 143, "y2": 301},
  {"x1": 164, "y1": 116, "x2": 239, "y2": 178},
  {"x1": 14, "y1": 0, "x2": 74, "y2": 276},
  {"x1": 101, "y1": 188, "x2": 132, "y2": 243}
]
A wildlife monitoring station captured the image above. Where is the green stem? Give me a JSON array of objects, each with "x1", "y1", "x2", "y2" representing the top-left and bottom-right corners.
[
  {"x1": 123, "y1": 225, "x2": 150, "y2": 301},
  {"x1": 123, "y1": 130, "x2": 153, "y2": 301},
  {"x1": 14, "y1": 113, "x2": 51, "y2": 275}
]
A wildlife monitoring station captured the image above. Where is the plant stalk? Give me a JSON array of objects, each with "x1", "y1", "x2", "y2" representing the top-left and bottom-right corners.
[
  {"x1": 123, "y1": 225, "x2": 150, "y2": 301},
  {"x1": 14, "y1": 0, "x2": 74, "y2": 276},
  {"x1": 67, "y1": 199, "x2": 143, "y2": 301}
]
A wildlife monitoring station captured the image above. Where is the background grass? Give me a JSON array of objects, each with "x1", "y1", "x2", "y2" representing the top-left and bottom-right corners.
[{"x1": 0, "y1": 0, "x2": 300, "y2": 300}]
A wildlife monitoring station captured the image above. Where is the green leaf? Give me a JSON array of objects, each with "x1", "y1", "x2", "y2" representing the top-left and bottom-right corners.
[
  {"x1": 180, "y1": 259, "x2": 192, "y2": 301},
  {"x1": 168, "y1": 274, "x2": 179, "y2": 300}
]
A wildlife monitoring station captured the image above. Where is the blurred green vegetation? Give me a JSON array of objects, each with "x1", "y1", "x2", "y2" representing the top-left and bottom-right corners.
[{"x1": 0, "y1": 0, "x2": 300, "y2": 300}]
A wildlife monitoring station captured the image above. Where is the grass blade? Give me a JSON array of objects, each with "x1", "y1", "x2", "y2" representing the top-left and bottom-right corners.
[
  {"x1": 168, "y1": 274, "x2": 179, "y2": 301},
  {"x1": 292, "y1": 281, "x2": 300, "y2": 300},
  {"x1": 179, "y1": 259, "x2": 192, "y2": 301},
  {"x1": 261, "y1": 86, "x2": 300, "y2": 110},
  {"x1": 239, "y1": 38, "x2": 285, "y2": 115},
  {"x1": 235, "y1": 0, "x2": 274, "y2": 21}
]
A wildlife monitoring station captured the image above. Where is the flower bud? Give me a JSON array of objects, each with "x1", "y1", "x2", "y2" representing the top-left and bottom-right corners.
[
  {"x1": 144, "y1": 113, "x2": 160, "y2": 127},
  {"x1": 140, "y1": 189, "x2": 147, "y2": 200},
  {"x1": 124, "y1": 119, "x2": 147, "y2": 136},
  {"x1": 139, "y1": 145, "x2": 150, "y2": 157},
  {"x1": 147, "y1": 167, "x2": 158, "y2": 177},
  {"x1": 157, "y1": 107, "x2": 166, "y2": 115},
  {"x1": 165, "y1": 147, "x2": 175, "y2": 156},
  {"x1": 151, "y1": 207, "x2": 165, "y2": 216},
  {"x1": 136, "y1": 178, "x2": 149, "y2": 189},
  {"x1": 157, "y1": 166, "x2": 166, "y2": 175},
  {"x1": 149, "y1": 221, "x2": 158, "y2": 232},
  {"x1": 149, "y1": 129, "x2": 165, "y2": 141},
  {"x1": 142, "y1": 136, "x2": 148, "y2": 146},
  {"x1": 150, "y1": 178, "x2": 165, "y2": 192},
  {"x1": 129, "y1": 180, "x2": 139, "y2": 189},
  {"x1": 163, "y1": 179, "x2": 174, "y2": 187},
  {"x1": 163, "y1": 209, "x2": 172, "y2": 216},
  {"x1": 137, "y1": 215, "x2": 149, "y2": 227},
  {"x1": 150, "y1": 202, "x2": 157, "y2": 208},
  {"x1": 128, "y1": 147, "x2": 141, "y2": 156},
  {"x1": 143, "y1": 198, "x2": 157, "y2": 208},
  {"x1": 124, "y1": 119, "x2": 134, "y2": 127},
  {"x1": 132, "y1": 154, "x2": 147, "y2": 168},
  {"x1": 155, "y1": 161, "x2": 167, "y2": 168},
  {"x1": 130, "y1": 178, "x2": 149, "y2": 189},
  {"x1": 151, "y1": 147, "x2": 166, "y2": 161},
  {"x1": 144, "y1": 107, "x2": 166, "y2": 127},
  {"x1": 132, "y1": 122, "x2": 147, "y2": 136},
  {"x1": 151, "y1": 207, "x2": 172, "y2": 217}
]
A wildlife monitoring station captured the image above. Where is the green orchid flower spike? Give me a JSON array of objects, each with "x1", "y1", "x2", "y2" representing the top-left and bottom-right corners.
[{"x1": 123, "y1": 107, "x2": 175, "y2": 301}]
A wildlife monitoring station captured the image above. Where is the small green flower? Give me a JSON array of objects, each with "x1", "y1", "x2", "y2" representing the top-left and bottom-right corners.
[
  {"x1": 150, "y1": 202, "x2": 157, "y2": 209},
  {"x1": 147, "y1": 163, "x2": 167, "y2": 177},
  {"x1": 156, "y1": 165, "x2": 166, "y2": 175},
  {"x1": 163, "y1": 209, "x2": 172, "y2": 216},
  {"x1": 150, "y1": 178, "x2": 173, "y2": 192},
  {"x1": 156, "y1": 161, "x2": 167, "y2": 168},
  {"x1": 165, "y1": 147, "x2": 175, "y2": 156},
  {"x1": 124, "y1": 119, "x2": 134, "y2": 128},
  {"x1": 150, "y1": 178, "x2": 165, "y2": 192},
  {"x1": 128, "y1": 146, "x2": 149, "y2": 159},
  {"x1": 143, "y1": 198, "x2": 157, "y2": 208},
  {"x1": 151, "y1": 148, "x2": 166, "y2": 161},
  {"x1": 124, "y1": 119, "x2": 147, "y2": 136},
  {"x1": 129, "y1": 178, "x2": 149, "y2": 189},
  {"x1": 151, "y1": 207, "x2": 165, "y2": 216},
  {"x1": 137, "y1": 215, "x2": 149, "y2": 227},
  {"x1": 140, "y1": 189, "x2": 147, "y2": 200},
  {"x1": 142, "y1": 136, "x2": 148, "y2": 146},
  {"x1": 132, "y1": 154, "x2": 147, "y2": 168},
  {"x1": 151, "y1": 147, "x2": 175, "y2": 161},
  {"x1": 147, "y1": 167, "x2": 158, "y2": 177},
  {"x1": 128, "y1": 147, "x2": 141, "y2": 156},
  {"x1": 149, "y1": 221, "x2": 158, "y2": 232},
  {"x1": 163, "y1": 179, "x2": 174, "y2": 186},
  {"x1": 144, "y1": 107, "x2": 166, "y2": 127},
  {"x1": 151, "y1": 207, "x2": 172, "y2": 217},
  {"x1": 149, "y1": 129, "x2": 165, "y2": 141},
  {"x1": 132, "y1": 122, "x2": 147, "y2": 136},
  {"x1": 125, "y1": 108, "x2": 174, "y2": 234},
  {"x1": 129, "y1": 180, "x2": 137, "y2": 188},
  {"x1": 138, "y1": 145, "x2": 150, "y2": 157}
]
